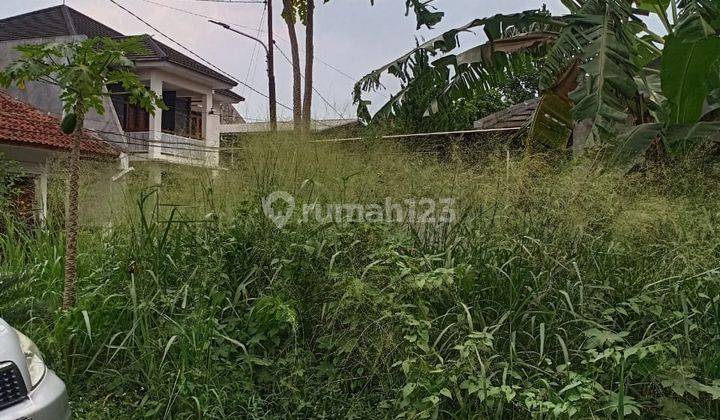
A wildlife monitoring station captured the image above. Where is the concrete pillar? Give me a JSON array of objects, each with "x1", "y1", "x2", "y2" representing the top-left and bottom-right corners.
[
  {"x1": 148, "y1": 73, "x2": 164, "y2": 160},
  {"x1": 148, "y1": 165, "x2": 162, "y2": 186},
  {"x1": 202, "y1": 93, "x2": 220, "y2": 168},
  {"x1": 34, "y1": 167, "x2": 48, "y2": 226}
]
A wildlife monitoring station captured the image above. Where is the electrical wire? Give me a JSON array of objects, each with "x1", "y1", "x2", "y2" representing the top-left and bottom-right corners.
[
  {"x1": 274, "y1": 42, "x2": 346, "y2": 119},
  {"x1": 132, "y1": 0, "x2": 364, "y2": 87},
  {"x1": 7, "y1": 125, "x2": 523, "y2": 163},
  {"x1": 9, "y1": 125, "x2": 221, "y2": 155},
  {"x1": 133, "y1": 0, "x2": 268, "y2": 32},
  {"x1": 312, "y1": 127, "x2": 523, "y2": 144},
  {"x1": 109, "y1": 0, "x2": 340, "y2": 129},
  {"x1": 239, "y1": 4, "x2": 267, "y2": 107},
  {"x1": 107, "y1": 0, "x2": 294, "y2": 113}
]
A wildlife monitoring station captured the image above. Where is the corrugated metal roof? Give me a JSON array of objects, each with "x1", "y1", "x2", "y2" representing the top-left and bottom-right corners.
[{"x1": 473, "y1": 97, "x2": 540, "y2": 130}]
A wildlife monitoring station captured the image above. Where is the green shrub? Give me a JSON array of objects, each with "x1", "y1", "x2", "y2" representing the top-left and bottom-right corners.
[{"x1": 2, "y1": 142, "x2": 720, "y2": 418}]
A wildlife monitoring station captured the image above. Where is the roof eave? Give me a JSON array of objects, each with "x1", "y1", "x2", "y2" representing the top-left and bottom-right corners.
[{"x1": 134, "y1": 60, "x2": 237, "y2": 89}]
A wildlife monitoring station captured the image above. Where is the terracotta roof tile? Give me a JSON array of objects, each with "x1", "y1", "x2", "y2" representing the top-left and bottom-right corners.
[{"x1": 0, "y1": 93, "x2": 118, "y2": 157}]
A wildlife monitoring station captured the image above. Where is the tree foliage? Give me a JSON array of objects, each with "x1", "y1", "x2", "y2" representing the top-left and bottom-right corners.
[
  {"x1": 355, "y1": 0, "x2": 720, "y2": 164},
  {"x1": 0, "y1": 37, "x2": 164, "y2": 117},
  {"x1": 0, "y1": 37, "x2": 165, "y2": 309},
  {"x1": 372, "y1": 49, "x2": 540, "y2": 134}
]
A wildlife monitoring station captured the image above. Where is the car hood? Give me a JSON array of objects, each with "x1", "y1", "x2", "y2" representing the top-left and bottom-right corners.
[{"x1": 0, "y1": 318, "x2": 32, "y2": 391}]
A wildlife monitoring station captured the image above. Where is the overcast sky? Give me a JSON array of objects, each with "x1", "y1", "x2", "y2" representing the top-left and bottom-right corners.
[{"x1": 2, "y1": 1, "x2": 584, "y2": 121}]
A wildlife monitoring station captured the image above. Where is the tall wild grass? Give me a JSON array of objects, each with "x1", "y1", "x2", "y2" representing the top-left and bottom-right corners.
[{"x1": 2, "y1": 138, "x2": 720, "y2": 418}]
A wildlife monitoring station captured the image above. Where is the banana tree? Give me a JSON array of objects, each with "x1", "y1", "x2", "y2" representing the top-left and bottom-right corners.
[
  {"x1": 354, "y1": 0, "x2": 720, "y2": 162},
  {"x1": 353, "y1": 8, "x2": 559, "y2": 121},
  {"x1": 611, "y1": 0, "x2": 720, "y2": 163}
]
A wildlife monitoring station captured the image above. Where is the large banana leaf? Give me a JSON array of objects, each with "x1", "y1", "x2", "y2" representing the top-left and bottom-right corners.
[
  {"x1": 661, "y1": 35, "x2": 720, "y2": 124},
  {"x1": 703, "y1": 86, "x2": 720, "y2": 120},
  {"x1": 352, "y1": 9, "x2": 557, "y2": 119},
  {"x1": 675, "y1": 0, "x2": 720, "y2": 41},
  {"x1": 402, "y1": 0, "x2": 444, "y2": 29},
  {"x1": 568, "y1": 0, "x2": 640, "y2": 147},
  {"x1": 664, "y1": 121, "x2": 720, "y2": 154},
  {"x1": 634, "y1": 70, "x2": 666, "y2": 120},
  {"x1": 357, "y1": 9, "x2": 553, "y2": 83},
  {"x1": 609, "y1": 121, "x2": 720, "y2": 167},
  {"x1": 450, "y1": 32, "x2": 557, "y2": 67},
  {"x1": 524, "y1": 93, "x2": 574, "y2": 151},
  {"x1": 634, "y1": 0, "x2": 671, "y2": 13},
  {"x1": 540, "y1": 17, "x2": 586, "y2": 91},
  {"x1": 422, "y1": 33, "x2": 554, "y2": 117},
  {"x1": 608, "y1": 122, "x2": 663, "y2": 166}
]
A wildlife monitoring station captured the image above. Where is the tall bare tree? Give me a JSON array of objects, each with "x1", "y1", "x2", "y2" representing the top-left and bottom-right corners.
[
  {"x1": 283, "y1": 0, "x2": 442, "y2": 136},
  {"x1": 301, "y1": 0, "x2": 315, "y2": 135},
  {"x1": 282, "y1": 0, "x2": 303, "y2": 135}
]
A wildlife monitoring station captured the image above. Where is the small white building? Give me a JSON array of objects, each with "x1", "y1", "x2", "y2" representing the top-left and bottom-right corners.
[{"x1": 0, "y1": 92, "x2": 118, "y2": 222}]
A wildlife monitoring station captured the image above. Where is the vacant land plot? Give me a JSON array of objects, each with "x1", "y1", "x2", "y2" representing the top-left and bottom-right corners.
[{"x1": 3, "y1": 140, "x2": 720, "y2": 418}]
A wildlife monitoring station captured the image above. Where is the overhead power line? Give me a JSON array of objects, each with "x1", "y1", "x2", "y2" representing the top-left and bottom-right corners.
[
  {"x1": 134, "y1": 0, "x2": 362, "y2": 84},
  {"x1": 10, "y1": 126, "x2": 220, "y2": 156},
  {"x1": 313, "y1": 127, "x2": 522, "y2": 144},
  {"x1": 274, "y1": 42, "x2": 345, "y2": 119},
  {"x1": 238, "y1": 6, "x2": 267, "y2": 105},
  {"x1": 110, "y1": 0, "x2": 343, "y2": 127},
  {"x1": 107, "y1": 0, "x2": 293, "y2": 113},
  {"x1": 135, "y1": 0, "x2": 265, "y2": 32}
]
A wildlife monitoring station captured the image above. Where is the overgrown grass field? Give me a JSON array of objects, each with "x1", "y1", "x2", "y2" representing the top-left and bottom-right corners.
[{"x1": 2, "y1": 139, "x2": 720, "y2": 418}]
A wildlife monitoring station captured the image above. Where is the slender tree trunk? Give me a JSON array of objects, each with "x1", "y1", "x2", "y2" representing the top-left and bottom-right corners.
[
  {"x1": 302, "y1": 0, "x2": 315, "y2": 136},
  {"x1": 62, "y1": 111, "x2": 84, "y2": 310},
  {"x1": 282, "y1": 0, "x2": 302, "y2": 135},
  {"x1": 267, "y1": 0, "x2": 277, "y2": 133}
]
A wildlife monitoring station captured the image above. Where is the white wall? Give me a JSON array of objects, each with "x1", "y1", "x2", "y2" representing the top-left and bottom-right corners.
[
  {"x1": 0, "y1": 36, "x2": 125, "y2": 144},
  {"x1": 0, "y1": 144, "x2": 55, "y2": 221}
]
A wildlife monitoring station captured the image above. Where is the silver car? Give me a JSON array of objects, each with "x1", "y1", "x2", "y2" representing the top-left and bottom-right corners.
[{"x1": 0, "y1": 318, "x2": 70, "y2": 420}]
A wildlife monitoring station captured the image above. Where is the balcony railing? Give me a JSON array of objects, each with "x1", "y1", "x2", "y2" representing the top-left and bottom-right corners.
[
  {"x1": 126, "y1": 131, "x2": 150, "y2": 154},
  {"x1": 125, "y1": 132, "x2": 209, "y2": 165}
]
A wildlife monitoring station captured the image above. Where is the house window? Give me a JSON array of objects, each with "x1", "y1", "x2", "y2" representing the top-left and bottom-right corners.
[
  {"x1": 112, "y1": 94, "x2": 149, "y2": 133},
  {"x1": 125, "y1": 104, "x2": 149, "y2": 132}
]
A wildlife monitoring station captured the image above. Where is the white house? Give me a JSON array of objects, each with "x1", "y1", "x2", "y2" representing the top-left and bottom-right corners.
[{"x1": 0, "y1": 5, "x2": 244, "y2": 172}]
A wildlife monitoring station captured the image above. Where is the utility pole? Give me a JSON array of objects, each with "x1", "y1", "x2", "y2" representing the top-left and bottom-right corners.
[
  {"x1": 266, "y1": 0, "x2": 277, "y2": 132},
  {"x1": 210, "y1": 14, "x2": 278, "y2": 133}
]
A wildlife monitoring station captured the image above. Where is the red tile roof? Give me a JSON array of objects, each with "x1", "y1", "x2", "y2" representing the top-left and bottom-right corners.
[{"x1": 0, "y1": 93, "x2": 118, "y2": 157}]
